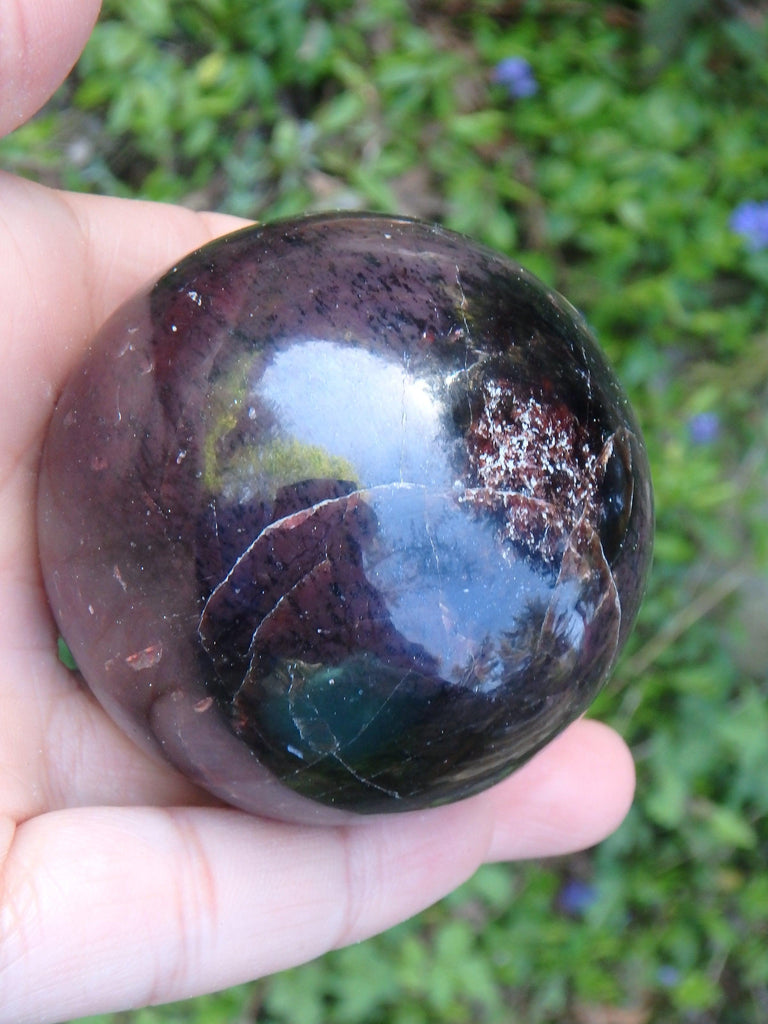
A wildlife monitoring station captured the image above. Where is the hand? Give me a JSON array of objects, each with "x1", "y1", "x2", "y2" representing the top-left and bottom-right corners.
[{"x1": 0, "y1": 3, "x2": 635, "y2": 1020}]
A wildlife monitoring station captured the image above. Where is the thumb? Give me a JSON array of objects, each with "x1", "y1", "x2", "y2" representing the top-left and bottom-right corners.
[{"x1": 0, "y1": 0, "x2": 101, "y2": 138}]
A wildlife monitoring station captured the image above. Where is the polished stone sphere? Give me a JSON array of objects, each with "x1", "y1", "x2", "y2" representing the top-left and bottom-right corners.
[{"x1": 38, "y1": 213, "x2": 653, "y2": 823}]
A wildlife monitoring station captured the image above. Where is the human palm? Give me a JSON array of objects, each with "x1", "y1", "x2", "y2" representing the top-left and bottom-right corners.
[{"x1": 0, "y1": 3, "x2": 635, "y2": 1021}]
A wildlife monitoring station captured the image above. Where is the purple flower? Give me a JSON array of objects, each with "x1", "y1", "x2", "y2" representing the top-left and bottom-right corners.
[
  {"x1": 557, "y1": 879, "x2": 596, "y2": 916},
  {"x1": 494, "y1": 57, "x2": 538, "y2": 99},
  {"x1": 688, "y1": 411, "x2": 720, "y2": 445},
  {"x1": 730, "y1": 200, "x2": 768, "y2": 251}
]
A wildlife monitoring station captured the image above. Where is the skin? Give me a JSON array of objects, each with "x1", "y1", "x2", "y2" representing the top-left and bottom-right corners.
[{"x1": 0, "y1": 2, "x2": 636, "y2": 1020}]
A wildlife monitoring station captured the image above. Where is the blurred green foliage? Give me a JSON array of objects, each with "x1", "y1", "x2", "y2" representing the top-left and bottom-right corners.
[{"x1": 4, "y1": 0, "x2": 768, "y2": 1020}]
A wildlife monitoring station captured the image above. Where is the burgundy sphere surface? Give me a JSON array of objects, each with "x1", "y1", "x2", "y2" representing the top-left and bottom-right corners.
[{"x1": 38, "y1": 214, "x2": 653, "y2": 823}]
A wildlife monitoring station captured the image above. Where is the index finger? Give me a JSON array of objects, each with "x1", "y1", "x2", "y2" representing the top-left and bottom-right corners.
[{"x1": 0, "y1": 0, "x2": 101, "y2": 138}]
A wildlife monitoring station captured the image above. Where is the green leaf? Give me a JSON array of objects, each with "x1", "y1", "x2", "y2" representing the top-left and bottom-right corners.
[{"x1": 57, "y1": 637, "x2": 78, "y2": 672}]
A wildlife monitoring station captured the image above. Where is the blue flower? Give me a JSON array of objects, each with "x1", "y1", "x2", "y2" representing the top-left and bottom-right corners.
[
  {"x1": 657, "y1": 965, "x2": 680, "y2": 988},
  {"x1": 494, "y1": 57, "x2": 538, "y2": 99},
  {"x1": 730, "y1": 200, "x2": 768, "y2": 251},
  {"x1": 688, "y1": 411, "x2": 720, "y2": 445},
  {"x1": 557, "y1": 879, "x2": 596, "y2": 916}
]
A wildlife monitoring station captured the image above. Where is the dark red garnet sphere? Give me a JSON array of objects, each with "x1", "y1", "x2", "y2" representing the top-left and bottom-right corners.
[{"x1": 38, "y1": 213, "x2": 653, "y2": 823}]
